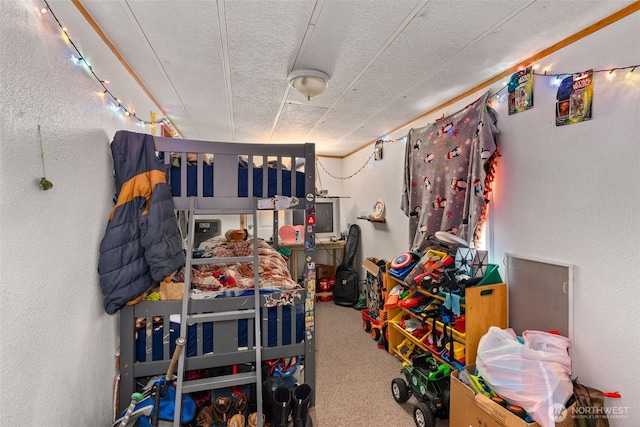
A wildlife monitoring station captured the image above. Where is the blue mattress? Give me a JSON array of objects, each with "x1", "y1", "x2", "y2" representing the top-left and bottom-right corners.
[
  {"x1": 136, "y1": 304, "x2": 304, "y2": 362},
  {"x1": 169, "y1": 164, "x2": 305, "y2": 198}
]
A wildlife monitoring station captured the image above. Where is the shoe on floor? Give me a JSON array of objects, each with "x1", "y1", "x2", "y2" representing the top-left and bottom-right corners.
[{"x1": 228, "y1": 413, "x2": 245, "y2": 427}]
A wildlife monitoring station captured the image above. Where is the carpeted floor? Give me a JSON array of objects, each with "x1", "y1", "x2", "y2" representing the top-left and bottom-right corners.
[{"x1": 307, "y1": 301, "x2": 449, "y2": 426}]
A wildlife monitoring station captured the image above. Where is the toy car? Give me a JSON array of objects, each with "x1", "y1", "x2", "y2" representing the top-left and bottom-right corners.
[
  {"x1": 391, "y1": 352, "x2": 451, "y2": 427},
  {"x1": 361, "y1": 308, "x2": 389, "y2": 351}
]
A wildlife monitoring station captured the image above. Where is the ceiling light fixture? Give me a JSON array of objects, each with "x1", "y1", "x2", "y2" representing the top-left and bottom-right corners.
[{"x1": 288, "y1": 69, "x2": 330, "y2": 101}]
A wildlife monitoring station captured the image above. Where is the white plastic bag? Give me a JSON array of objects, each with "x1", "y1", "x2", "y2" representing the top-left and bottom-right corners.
[{"x1": 476, "y1": 326, "x2": 572, "y2": 427}]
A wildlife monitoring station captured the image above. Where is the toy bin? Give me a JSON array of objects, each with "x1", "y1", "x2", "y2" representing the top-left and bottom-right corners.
[
  {"x1": 478, "y1": 264, "x2": 502, "y2": 286},
  {"x1": 450, "y1": 364, "x2": 577, "y2": 427},
  {"x1": 363, "y1": 257, "x2": 386, "y2": 311}
]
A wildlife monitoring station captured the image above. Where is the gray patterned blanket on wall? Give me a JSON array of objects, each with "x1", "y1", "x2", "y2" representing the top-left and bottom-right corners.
[{"x1": 401, "y1": 91, "x2": 499, "y2": 251}]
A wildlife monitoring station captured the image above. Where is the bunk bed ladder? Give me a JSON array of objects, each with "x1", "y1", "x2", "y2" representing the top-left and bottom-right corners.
[{"x1": 172, "y1": 197, "x2": 264, "y2": 427}]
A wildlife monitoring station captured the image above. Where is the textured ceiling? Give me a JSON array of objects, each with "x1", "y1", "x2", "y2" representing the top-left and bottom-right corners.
[{"x1": 47, "y1": 0, "x2": 636, "y2": 156}]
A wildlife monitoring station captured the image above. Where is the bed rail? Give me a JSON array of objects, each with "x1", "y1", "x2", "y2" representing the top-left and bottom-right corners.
[
  {"x1": 119, "y1": 290, "x2": 307, "y2": 409},
  {"x1": 153, "y1": 137, "x2": 313, "y2": 210},
  {"x1": 116, "y1": 133, "x2": 317, "y2": 414}
]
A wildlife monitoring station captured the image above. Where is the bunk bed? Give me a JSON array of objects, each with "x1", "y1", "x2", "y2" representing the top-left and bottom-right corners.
[{"x1": 116, "y1": 130, "x2": 317, "y2": 420}]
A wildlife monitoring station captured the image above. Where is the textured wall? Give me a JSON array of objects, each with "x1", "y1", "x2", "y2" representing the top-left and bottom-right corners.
[
  {"x1": 344, "y1": 11, "x2": 640, "y2": 425},
  {"x1": 0, "y1": 2, "x2": 161, "y2": 424},
  {"x1": 2, "y1": 1, "x2": 638, "y2": 425},
  {"x1": 489, "y1": 13, "x2": 640, "y2": 424},
  {"x1": 339, "y1": 140, "x2": 410, "y2": 269}
]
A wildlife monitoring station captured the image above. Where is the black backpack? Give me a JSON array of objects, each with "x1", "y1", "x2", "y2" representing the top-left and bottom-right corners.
[{"x1": 333, "y1": 224, "x2": 361, "y2": 307}]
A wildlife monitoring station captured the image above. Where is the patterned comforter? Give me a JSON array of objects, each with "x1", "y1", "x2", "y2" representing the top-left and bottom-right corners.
[{"x1": 174, "y1": 239, "x2": 299, "y2": 291}]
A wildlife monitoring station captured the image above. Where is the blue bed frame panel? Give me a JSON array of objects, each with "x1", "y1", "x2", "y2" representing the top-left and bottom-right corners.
[
  {"x1": 169, "y1": 164, "x2": 306, "y2": 199},
  {"x1": 154, "y1": 138, "x2": 312, "y2": 211},
  {"x1": 120, "y1": 293, "x2": 306, "y2": 384}
]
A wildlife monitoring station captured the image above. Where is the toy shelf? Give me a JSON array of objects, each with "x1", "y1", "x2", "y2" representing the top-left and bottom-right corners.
[
  {"x1": 432, "y1": 317, "x2": 466, "y2": 343},
  {"x1": 385, "y1": 264, "x2": 507, "y2": 369},
  {"x1": 388, "y1": 323, "x2": 425, "y2": 365},
  {"x1": 415, "y1": 286, "x2": 467, "y2": 308},
  {"x1": 387, "y1": 273, "x2": 469, "y2": 307},
  {"x1": 397, "y1": 305, "x2": 466, "y2": 343},
  {"x1": 388, "y1": 310, "x2": 465, "y2": 368}
]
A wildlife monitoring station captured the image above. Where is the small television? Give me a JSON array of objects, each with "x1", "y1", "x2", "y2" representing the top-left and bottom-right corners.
[{"x1": 290, "y1": 197, "x2": 340, "y2": 242}]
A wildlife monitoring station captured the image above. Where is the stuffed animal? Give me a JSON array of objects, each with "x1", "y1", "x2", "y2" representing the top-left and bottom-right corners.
[{"x1": 225, "y1": 229, "x2": 248, "y2": 242}]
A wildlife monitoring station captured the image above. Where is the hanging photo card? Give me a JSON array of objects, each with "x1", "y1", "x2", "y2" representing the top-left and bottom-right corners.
[
  {"x1": 508, "y1": 66, "x2": 534, "y2": 115},
  {"x1": 374, "y1": 140, "x2": 383, "y2": 160},
  {"x1": 556, "y1": 70, "x2": 593, "y2": 126}
]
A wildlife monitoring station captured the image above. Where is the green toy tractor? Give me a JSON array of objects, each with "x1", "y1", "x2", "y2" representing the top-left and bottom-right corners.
[{"x1": 391, "y1": 352, "x2": 451, "y2": 427}]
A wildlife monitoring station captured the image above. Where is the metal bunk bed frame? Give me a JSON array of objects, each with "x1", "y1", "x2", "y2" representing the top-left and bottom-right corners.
[{"x1": 117, "y1": 135, "x2": 316, "y2": 426}]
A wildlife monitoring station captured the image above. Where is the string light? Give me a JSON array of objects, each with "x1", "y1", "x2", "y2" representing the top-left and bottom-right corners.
[
  {"x1": 489, "y1": 63, "x2": 639, "y2": 102},
  {"x1": 626, "y1": 67, "x2": 636, "y2": 80},
  {"x1": 334, "y1": 62, "x2": 638, "y2": 181},
  {"x1": 316, "y1": 150, "x2": 375, "y2": 181},
  {"x1": 40, "y1": 0, "x2": 174, "y2": 132},
  {"x1": 315, "y1": 135, "x2": 409, "y2": 181},
  {"x1": 336, "y1": 61, "x2": 638, "y2": 181},
  {"x1": 40, "y1": 0, "x2": 638, "y2": 147},
  {"x1": 531, "y1": 64, "x2": 639, "y2": 78},
  {"x1": 384, "y1": 136, "x2": 408, "y2": 144}
]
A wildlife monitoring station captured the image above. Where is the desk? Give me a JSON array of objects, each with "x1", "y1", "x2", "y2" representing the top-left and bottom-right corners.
[{"x1": 280, "y1": 240, "x2": 346, "y2": 280}]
